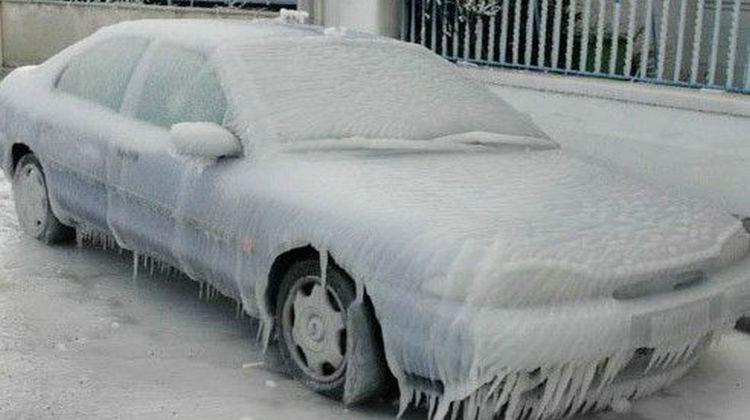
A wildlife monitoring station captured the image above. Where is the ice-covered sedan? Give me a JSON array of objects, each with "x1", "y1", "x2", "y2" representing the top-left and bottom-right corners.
[{"x1": 1, "y1": 19, "x2": 749, "y2": 420}]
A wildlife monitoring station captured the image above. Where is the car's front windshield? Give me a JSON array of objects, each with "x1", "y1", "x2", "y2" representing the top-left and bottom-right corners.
[{"x1": 223, "y1": 38, "x2": 551, "y2": 146}]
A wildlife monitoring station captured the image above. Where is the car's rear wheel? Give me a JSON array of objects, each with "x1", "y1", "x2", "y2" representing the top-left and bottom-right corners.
[
  {"x1": 12, "y1": 154, "x2": 74, "y2": 244},
  {"x1": 276, "y1": 259, "x2": 356, "y2": 399}
]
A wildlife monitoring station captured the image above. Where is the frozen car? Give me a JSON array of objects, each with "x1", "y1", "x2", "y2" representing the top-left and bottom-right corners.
[{"x1": 1, "y1": 20, "x2": 750, "y2": 420}]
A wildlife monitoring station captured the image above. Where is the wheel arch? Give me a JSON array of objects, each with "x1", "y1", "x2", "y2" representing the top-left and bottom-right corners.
[
  {"x1": 264, "y1": 244, "x2": 386, "y2": 348},
  {"x1": 264, "y1": 244, "x2": 394, "y2": 402},
  {"x1": 266, "y1": 245, "x2": 363, "y2": 316}
]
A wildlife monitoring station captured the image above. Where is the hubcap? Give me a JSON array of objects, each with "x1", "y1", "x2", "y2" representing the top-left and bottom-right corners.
[
  {"x1": 282, "y1": 276, "x2": 347, "y2": 382},
  {"x1": 14, "y1": 164, "x2": 49, "y2": 238}
]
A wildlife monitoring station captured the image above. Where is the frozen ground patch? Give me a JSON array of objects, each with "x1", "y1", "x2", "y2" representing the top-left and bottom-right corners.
[{"x1": 491, "y1": 85, "x2": 750, "y2": 217}]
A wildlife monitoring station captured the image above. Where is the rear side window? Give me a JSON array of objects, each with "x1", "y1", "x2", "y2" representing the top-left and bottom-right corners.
[
  {"x1": 57, "y1": 38, "x2": 148, "y2": 110},
  {"x1": 135, "y1": 45, "x2": 227, "y2": 128}
]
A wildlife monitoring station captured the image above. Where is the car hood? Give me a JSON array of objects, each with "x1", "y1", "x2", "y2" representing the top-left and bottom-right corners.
[{"x1": 215, "y1": 147, "x2": 748, "y2": 306}]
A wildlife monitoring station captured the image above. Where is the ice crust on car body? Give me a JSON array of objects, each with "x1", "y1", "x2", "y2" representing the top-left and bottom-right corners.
[{"x1": 0, "y1": 19, "x2": 749, "y2": 420}]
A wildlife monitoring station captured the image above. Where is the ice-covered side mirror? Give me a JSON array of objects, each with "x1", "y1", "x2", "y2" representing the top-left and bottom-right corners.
[{"x1": 169, "y1": 122, "x2": 242, "y2": 158}]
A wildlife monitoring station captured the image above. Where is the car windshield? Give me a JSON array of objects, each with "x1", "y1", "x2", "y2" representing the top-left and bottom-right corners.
[{"x1": 222, "y1": 38, "x2": 550, "y2": 145}]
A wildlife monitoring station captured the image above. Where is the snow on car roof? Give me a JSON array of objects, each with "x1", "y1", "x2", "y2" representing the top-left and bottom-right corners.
[
  {"x1": 99, "y1": 19, "x2": 378, "y2": 50},
  {"x1": 39, "y1": 19, "x2": 548, "y2": 155}
]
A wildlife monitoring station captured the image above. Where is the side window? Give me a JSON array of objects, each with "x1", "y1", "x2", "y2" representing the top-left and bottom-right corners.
[
  {"x1": 57, "y1": 38, "x2": 149, "y2": 110},
  {"x1": 135, "y1": 45, "x2": 227, "y2": 128}
]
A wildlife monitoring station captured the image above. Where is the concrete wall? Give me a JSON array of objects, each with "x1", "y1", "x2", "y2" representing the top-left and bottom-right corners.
[
  {"x1": 0, "y1": 0, "x2": 277, "y2": 67},
  {"x1": 299, "y1": 0, "x2": 401, "y2": 38}
]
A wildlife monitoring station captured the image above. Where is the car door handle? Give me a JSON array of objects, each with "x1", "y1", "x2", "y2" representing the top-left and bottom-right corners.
[{"x1": 116, "y1": 147, "x2": 139, "y2": 162}]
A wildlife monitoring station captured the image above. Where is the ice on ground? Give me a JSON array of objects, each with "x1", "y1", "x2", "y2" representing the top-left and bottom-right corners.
[{"x1": 489, "y1": 85, "x2": 750, "y2": 217}]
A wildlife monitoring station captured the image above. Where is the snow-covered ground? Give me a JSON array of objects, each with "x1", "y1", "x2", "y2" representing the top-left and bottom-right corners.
[
  {"x1": 492, "y1": 85, "x2": 750, "y2": 217},
  {"x1": 0, "y1": 83, "x2": 749, "y2": 419}
]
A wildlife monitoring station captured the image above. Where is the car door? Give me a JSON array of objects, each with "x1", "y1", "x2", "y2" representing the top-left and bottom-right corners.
[
  {"x1": 108, "y1": 42, "x2": 238, "y2": 287},
  {"x1": 42, "y1": 37, "x2": 149, "y2": 231}
]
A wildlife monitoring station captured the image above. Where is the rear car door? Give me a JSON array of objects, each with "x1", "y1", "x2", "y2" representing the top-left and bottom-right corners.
[{"x1": 44, "y1": 37, "x2": 149, "y2": 231}]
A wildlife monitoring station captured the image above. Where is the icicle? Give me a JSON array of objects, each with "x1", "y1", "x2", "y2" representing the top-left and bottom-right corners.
[
  {"x1": 132, "y1": 252, "x2": 139, "y2": 279},
  {"x1": 318, "y1": 247, "x2": 328, "y2": 286},
  {"x1": 428, "y1": 395, "x2": 438, "y2": 417},
  {"x1": 598, "y1": 351, "x2": 630, "y2": 391},
  {"x1": 449, "y1": 401, "x2": 460, "y2": 420},
  {"x1": 535, "y1": 367, "x2": 562, "y2": 418},
  {"x1": 569, "y1": 361, "x2": 597, "y2": 416},
  {"x1": 413, "y1": 389, "x2": 423, "y2": 409},
  {"x1": 75, "y1": 229, "x2": 83, "y2": 248},
  {"x1": 505, "y1": 373, "x2": 528, "y2": 420},
  {"x1": 546, "y1": 363, "x2": 575, "y2": 418},
  {"x1": 494, "y1": 372, "x2": 518, "y2": 412},
  {"x1": 397, "y1": 383, "x2": 414, "y2": 418}
]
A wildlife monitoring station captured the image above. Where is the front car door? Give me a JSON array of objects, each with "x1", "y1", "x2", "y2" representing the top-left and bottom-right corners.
[{"x1": 108, "y1": 42, "x2": 238, "y2": 290}]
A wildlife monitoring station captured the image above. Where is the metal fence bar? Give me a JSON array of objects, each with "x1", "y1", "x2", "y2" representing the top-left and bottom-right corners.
[
  {"x1": 453, "y1": 6, "x2": 460, "y2": 59},
  {"x1": 640, "y1": 0, "x2": 654, "y2": 78},
  {"x1": 401, "y1": 0, "x2": 408, "y2": 40},
  {"x1": 624, "y1": 0, "x2": 638, "y2": 76},
  {"x1": 476, "y1": 15, "x2": 484, "y2": 60},
  {"x1": 464, "y1": 12, "x2": 471, "y2": 60},
  {"x1": 402, "y1": 0, "x2": 748, "y2": 94},
  {"x1": 512, "y1": 0, "x2": 524, "y2": 64},
  {"x1": 708, "y1": 0, "x2": 723, "y2": 85},
  {"x1": 441, "y1": 0, "x2": 448, "y2": 54},
  {"x1": 725, "y1": 0, "x2": 741, "y2": 87},
  {"x1": 594, "y1": 0, "x2": 607, "y2": 73},
  {"x1": 488, "y1": 15, "x2": 497, "y2": 62},
  {"x1": 657, "y1": 0, "x2": 671, "y2": 80},
  {"x1": 410, "y1": 0, "x2": 416, "y2": 43},
  {"x1": 430, "y1": 0, "x2": 437, "y2": 51},
  {"x1": 420, "y1": 0, "x2": 427, "y2": 46},
  {"x1": 609, "y1": 0, "x2": 622, "y2": 76},
  {"x1": 551, "y1": 0, "x2": 564, "y2": 67},
  {"x1": 499, "y1": 0, "x2": 509, "y2": 63},
  {"x1": 673, "y1": 0, "x2": 688, "y2": 81},
  {"x1": 690, "y1": 0, "x2": 705, "y2": 84},
  {"x1": 525, "y1": 0, "x2": 538, "y2": 66},
  {"x1": 565, "y1": 0, "x2": 577, "y2": 70},
  {"x1": 579, "y1": 0, "x2": 592, "y2": 71},
  {"x1": 539, "y1": 0, "x2": 550, "y2": 67}
]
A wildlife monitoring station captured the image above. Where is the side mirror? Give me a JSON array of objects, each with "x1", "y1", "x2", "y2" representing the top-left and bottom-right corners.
[{"x1": 169, "y1": 122, "x2": 242, "y2": 158}]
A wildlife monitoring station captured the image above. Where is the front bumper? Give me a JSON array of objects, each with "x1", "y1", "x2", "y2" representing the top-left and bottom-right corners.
[{"x1": 368, "y1": 255, "x2": 750, "y2": 414}]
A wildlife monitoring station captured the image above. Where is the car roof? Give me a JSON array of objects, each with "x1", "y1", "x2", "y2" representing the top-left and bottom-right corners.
[{"x1": 99, "y1": 19, "x2": 383, "y2": 50}]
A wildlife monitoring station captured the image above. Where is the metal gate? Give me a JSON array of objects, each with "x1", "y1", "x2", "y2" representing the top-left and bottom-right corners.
[{"x1": 401, "y1": 0, "x2": 750, "y2": 94}]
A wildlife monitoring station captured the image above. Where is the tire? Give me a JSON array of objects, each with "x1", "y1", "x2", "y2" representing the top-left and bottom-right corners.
[
  {"x1": 12, "y1": 154, "x2": 74, "y2": 244},
  {"x1": 275, "y1": 258, "x2": 356, "y2": 400}
]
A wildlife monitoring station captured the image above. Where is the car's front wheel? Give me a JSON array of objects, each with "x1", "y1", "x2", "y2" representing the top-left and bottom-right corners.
[
  {"x1": 276, "y1": 259, "x2": 356, "y2": 399},
  {"x1": 12, "y1": 154, "x2": 73, "y2": 244}
]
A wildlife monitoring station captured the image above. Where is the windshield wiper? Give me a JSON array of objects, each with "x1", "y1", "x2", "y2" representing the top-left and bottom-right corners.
[{"x1": 281, "y1": 131, "x2": 558, "y2": 153}]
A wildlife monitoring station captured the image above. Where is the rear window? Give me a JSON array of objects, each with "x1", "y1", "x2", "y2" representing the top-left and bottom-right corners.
[
  {"x1": 135, "y1": 45, "x2": 227, "y2": 128},
  {"x1": 57, "y1": 37, "x2": 148, "y2": 110}
]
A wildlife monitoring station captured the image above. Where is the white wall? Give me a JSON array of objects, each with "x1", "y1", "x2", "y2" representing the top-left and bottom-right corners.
[
  {"x1": 0, "y1": 0, "x2": 277, "y2": 67},
  {"x1": 301, "y1": 0, "x2": 400, "y2": 38}
]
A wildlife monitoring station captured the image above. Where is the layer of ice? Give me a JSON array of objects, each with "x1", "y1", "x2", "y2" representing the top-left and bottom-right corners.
[{"x1": 0, "y1": 19, "x2": 749, "y2": 420}]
